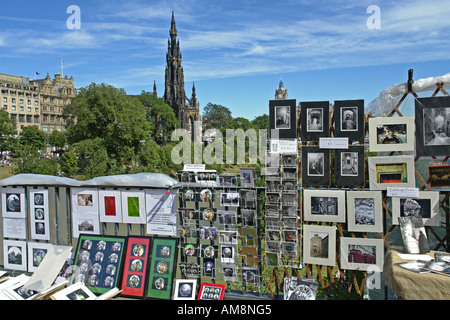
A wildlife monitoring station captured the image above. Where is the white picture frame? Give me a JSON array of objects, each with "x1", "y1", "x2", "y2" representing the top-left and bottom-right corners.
[
  {"x1": 391, "y1": 191, "x2": 440, "y2": 226},
  {"x1": 50, "y1": 281, "x2": 97, "y2": 300},
  {"x1": 145, "y1": 189, "x2": 177, "y2": 236},
  {"x1": 303, "y1": 189, "x2": 346, "y2": 223},
  {"x1": 346, "y1": 191, "x2": 383, "y2": 233},
  {"x1": 27, "y1": 242, "x2": 53, "y2": 272},
  {"x1": 339, "y1": 237, "x2": 384, "y2": 272},
  {"x1": 302, "y1": 224, "x2": 336, "y2": 267},
  {"x1": 121, "y1": 189, "x2": 146, "y2": 224},
  {"x1": 72, "y1": 212, "x2": 100, "y2": 238},
  {"x1": 368, "y1": 155, "x2": 415, "y2": 191},
  {"x1": 368, "y1": 116, "x2": 415, "y2": 152},
  {"x1": 98, "y1": 189, "x2": 122, "y2": 223},
  {"x1": 71, "y1": 187, "x2": 99, "y2": 214},
  {"x1": 3, "y1": 239, "x2": 27, "y2": 271},
  {"x1": 173, "y1": 279, "x2": 197, "y2": 300},
  {"x1": 2, "y1": 187, "x2": 26, "y2": 219},
  {"x1": 29, "y1": 188, "x2": 50, "y2": 240}
]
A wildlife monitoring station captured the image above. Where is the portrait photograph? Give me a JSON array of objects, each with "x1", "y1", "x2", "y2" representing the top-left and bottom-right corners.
[
  {"x1": 368, "y1": 116, "x2": 415, "y2": 152},
  {"x1": 301, "y1": 146, "x2": 331, "y2": 186},
  {"x1": 340, "y1": 237, "x2": 384, "y2": 272},
  {"x1": 334, "y1": 146, "x2": 365, "y2": 187},
  {"x1": 269, "y1": 99, "x2": 297, "y2": 139},
  {"x1": 300, "y1": 101, "x2": 330, "y2": 141},
  {"x1": 415, "y1": 96, "x2": 450, "y2": 156},
  {"x1": 333, "y1": 99, "x2": 365, "y2": 141},
  {"x1": 346, "y1": 191, "x2": 383, "y2": 233}
]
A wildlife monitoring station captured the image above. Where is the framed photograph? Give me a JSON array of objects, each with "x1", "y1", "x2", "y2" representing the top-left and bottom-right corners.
[
  {"x1": 303, "y1": 189, "x2": 346, "y2": 223},
  {"x1": 429, "y1": 165, "x2": 450, "y2": 187},
  {"x1": 368, "y1": 155, "x2": 415, "y2": 190},
  {"x1": 334, "y1": 99, "x2": 365, "y2": 141},
  {"x1": 222, "y1": 264, "x2": 237, "y2": 282},
  {"x1": 399, "y1": 216, "x2": 429, "y2": 254},
  {"x1": 300, "y1": 101, "x2": 330, "y2": 141},
  {"x1": 29, "y1": 189, "x2": 50, "y2": 240},
  {"x1": 334, "y1": 146, "x2": 365, "y2": 187},
  {"x1": 72, "y1": 212, "x2": 100, "y2": 238},
  {"x1": 241, "y1": 209, "x2": 256, "y2": 227},
  {"x1": 27, "y1": 242, "x2": 52, "y2": 272},
  {"x1": 242, "y1": 267, "x2": 260, "y2": 286},
  {"x1": 269, "y1": 99, "x2": 297, "y2": 139},
  {"x1": 368, "y1": 116, "x2": 415, "y2": 152},
  {"x1": 346, "y1": 191, "x2": 383, "y2": 233},
  {"x1": 146, "y1": 189, "x2": 177, "y2": 236},
  {"x1": 219, "y1": 230, "x2": 238, "y2": 245},
  {"x1": 120, "y1": 236, "x2": 152, "y2": 298},
  {"x1": 301, "y1": 146, "x2": 331, "y2": 186},
  {"x1": 392, "y1": 191, "x2": 440, "y2": 226},
  {"x1": 173, "y1": 279, "x2": 197, "y2": 300},
  {"x1": 218, "y1": 210, "x2": 237, "y2": 225},
  {"x1": 339, "y1": 237, "x2": 384, "y2": 272},
  {"x1": 2, "y1": 187, "x2": 26, "y2": 219},
  {"x1": 121, "y1": 189, "x2": 146, "y2": 224},
  {"x1": 218, "y1": 174, "x2": 238, "y2": 187},
  {"x1": 3, "y1": 240, "x2": 27, "y2": 271},
  {"x1": 197, "y1": 282, "x2": 225, "y2": 300},
  {"x1": 415, "y1": 96, "x2": 450, "y2": 156},
  {"x1": 240, "y1": 189, "x2": 256, "y2": 207},
  {"x1": 220, "y1": 192, "x2": 239, "y2": 207},
  {"x1": 99, "y1": 190, "x2": 122, "y2": 223},
  {"x1": 302, "y1": 224, "x2": 336, "y2": 267},
  {"x1": 51, "y1": 281, "x2": 97, "y2": 300},
  {"x1": 221, "y1": 245, "x2": 236, "y2": 264},
  {"x1": 71, "y1": 234, "x2": 127, "y2": 295},
  {"x1": 239, "y1": 167, "x2": 256, "y2": 188},
  {"x1": 71, "y1": 187, "x2": 99, "y2": 214},
  {"x1": 146, "y1": 237, "x2": 178, "y2": 300},
  {"x1": 4, "y1": 280, "x2": 39, "y2": 300}
]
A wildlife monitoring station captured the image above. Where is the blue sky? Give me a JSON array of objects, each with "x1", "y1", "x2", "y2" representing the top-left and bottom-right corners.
[{"x1": 1, "y1": 0, "x2": 450, "y2": 120}]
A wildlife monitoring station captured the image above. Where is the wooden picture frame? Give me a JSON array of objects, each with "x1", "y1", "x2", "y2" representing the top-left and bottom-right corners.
[
  {"x1": 415, "y1": 96, "x2": 450, "y2": 157},
  {"x1": 303, "y1": 189, "x2": 346, "y2": 223},
  {"x1": 368, "y1": 155, "x2": 415, "y2": 190},
  {"x1": 269, "y1": 99, "x2": 297, "y2": 139},
  {"x1": 302, "y1": 224, "x2": 336, "y2": 267},
  {"x1": 368, "y1": 116, "x2": 415, "y2": 152},
  {"x1": 346, "y1": 191, "x2": 383, "y2": 233},
  {"x1": 334, "y1": 99, "x2": 365, "y2": 141},
  {"x1": 301, "y1": 146, "x2": 331, "y2": 187},
  {"x1": 391, "y1": 191, "x2": 440, "y2": 226},
  {"x1": 300, "y1": 101, "x2": 330, "y2": 141},
  {"x1": 339, "y1": 237, "x2": 384, "y2": 272},
  {"x1": 334, "y1": 145, "x2": 365, "y2": 187}
]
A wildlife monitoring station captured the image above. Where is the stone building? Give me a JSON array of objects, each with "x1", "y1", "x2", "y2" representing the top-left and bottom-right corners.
[{"x1": 0, "y1": 72, "x2": 75, "y2": 134}]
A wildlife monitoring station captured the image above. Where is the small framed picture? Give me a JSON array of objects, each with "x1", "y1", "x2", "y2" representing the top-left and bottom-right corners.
[
  {"x1": 334, "y1": 146, "x2": 365, "y2": 187},
  {"x1": 429, "y1": 165, "x2": 450, "y2": 187},
  {"x1": 415, "y1": 96, "x2": 450, "y2": 156},
  {"x1": 2, "y1": 187, "x2": 26, "y2": 219},
  {"x1": 197, "y1": 282, "x2": 225, "y2": 300},
  {"x1": 334, "y1": 99, "x2": 365, "y2": 141},
  {"x1": 269, "y1": 99, "x2": 297, "y2": 139},
  {"x1": 239, "y1": 167, "x2": 256, "y2": 188},
  {"x1": 368, "y1": 155, "x2": 415, "y2": 190},
  {"x1": 27, "y1": 242, "x2": 52, "y2": 272},
  {"x1": 121, "y1": 189, "x2": 146, "y2": 224},
  {"x1": 339, "y1": 237, "x2": 384, "y2": 272},
  {"x1": 51, "y1": 282, "x2": 97, "y2": 300},
  {"x1": 346, "y1": 191, "x2": 383, "y2": 233},
  {"x1": 303, "y1": 189, "x2": 346, "y2": 223},
  {"x1": 219, "y1": 192, "x2": 239, "y2": 207},
  {"x1": 301, "y1": 146, "x2": 331, "y2": 186},
  {"x1": 218, "y1": 174, "x2": 238, "y2": 187},
  {"x1": 29, "y1": 188, "x2": 50, "y2": 240},
  {"x1": 3, "y1": 240, "x2": 27, "y2": 271},
  {"x1": 242, "y1": 267, "x2": 260, "y2": 286},
  {"x1": 173, "y1": 279, "x2": 197, "y2": 300},
  {"x1": 368, "y1": 116, "x2": 415, "y2": 152},
  {"x1": 99, "y1": 190, "x2": 122, "y2": 223},
  {"x1": 391, "y1": 191, "x2": 440, "y2": 226},
  {"x1": 71, "y1": 188, "x2": 99, "y2": 214},
  {"x1": 302, "y1": 224, "x2": 336, "y2": 267},
  {"x1": 240, "y1": 189, "x2": 256, "y2": 207},
  {"x1": 300, "y1": 101, "x2": 330, "y2": 141}
]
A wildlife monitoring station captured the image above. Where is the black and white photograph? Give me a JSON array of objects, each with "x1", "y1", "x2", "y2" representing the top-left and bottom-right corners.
[
  {"x1": 219, "y1": 192, "x2": 239, "y2": 207},
  {"x1": 399, "y1": 215, "x2": 430, "y2": 254},
  {"x1": 221, "y1": 245, "x2": 235, "y2": 264},
  {"x1": 218, "y1": 210, "x2": 237, "y2": 225},
  {"x1": 415, "y1": 96, "x2": 450, "y2": 156},
  {"x1": 284, "y1": 277, "x2": 319, "y2": 300},
  {"x1": 334, "y1": 99, "x2": 365, "y2": 141},
  {"x1": 392, "y1": 191, "x2": 440, "y2": 226},
  {"x1": 334, "y1": 146, "x2": 365, "y2": 187},
  {"x1": 29, "y1": 189, "x2": 50, "y2": 241},
  {"x1": 241, "y1": 209, "x2": 256, "y2": 227},
  {"x1": 264, "y1": 154, "x2": 280, "y2": 176},
  {"x1": 303, "y1": 189, "x2": 346, "y2": 223},
  {"x1": 239, "y1": 167, "x2": 256, "y2": 187},
  {"x1": 242, "y1": 267, "x2": 260, "y2": 286},
  {"x1": 282, "y1": 205, "x2": 297, "y2": 217},
  {"x1": 300, "y1": 101, "x2": 330, "y2": 141},
  {"x1": 368, "y1": 116, "x2": 415, "y2": 152},
  {"x1": 282, "y1": 217, "x2": 298, "y2": 229},
  {"x1": 219, "y1": 230, "x2": 238, "y2": 245},
  {"x1": 301, "y1": 147, "x2": 331, "y2": 186},
  {"x1": 340, "y1": 237, "x2": 384, "y2": 272},
  {"x1": 269, "y1": 99, "x2": 297, "y2": 139},
  {"x1": 2, "y1": 188, "x2": 26, "y2": 219},
  {"x1": 346, "y1": 191, "x2": 383, "y2": 233},
  {"x1": 265, "y1": 192, "x2": 280, "y2": 205},
  {"x1": 218, "y1": 174, "x2": 238, "y2": 187},
  {"x1": 173, "y1": 279, "x2": 197, "y2": 300},
  {"x1": 240, "y1": 189, "x2": 256, "y2": 207},
  {"x1": 282, "y1": 154, "x2": 298, "y2": 167},
  {"x1": 3, "y1": 240, "x2": 27, "y2": 271},
  {"x1": 222, "y1": 264, "x2": 237, "y2": 282},
  {"x1": 302, "y1": 224, "x2": 336, "y2": 267}
]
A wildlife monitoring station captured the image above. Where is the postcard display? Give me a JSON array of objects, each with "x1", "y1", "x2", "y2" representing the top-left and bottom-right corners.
[{"x1": 176, "y1": 169, "x2": 263, "y2": 299}]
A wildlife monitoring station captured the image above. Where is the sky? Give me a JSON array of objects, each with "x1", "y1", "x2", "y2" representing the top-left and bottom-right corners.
[{"x1": 1, "y1": 0, "x2": 450, "y2": 120}]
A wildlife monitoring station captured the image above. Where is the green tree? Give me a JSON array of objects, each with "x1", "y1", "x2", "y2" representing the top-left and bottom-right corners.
[
  {"x1": 59, "y1": 150, "x2": 79, "y2": 177},
  {"x1": 202, "y1": 103, "x2": 233, "y2": 130},
  {"x1": 11, "y1": 144, "x2": 58, "y2": 176},
  {"x1": 48, "y1": 130, "x2": 67, "y2": 149},
  {"x1": 0, "y1": 110, "x2": 17, "y2": 153},
  {"x1": 251, "y1": 114, "x2": 269, "y2": 131},
  {"x1": 19, "y1": 125, "x2": 46, "y2": 152}
]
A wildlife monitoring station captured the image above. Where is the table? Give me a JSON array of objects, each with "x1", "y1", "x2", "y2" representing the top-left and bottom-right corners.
[{"x1": 383, "y1": 247, "x2": 450, "y2": 300}]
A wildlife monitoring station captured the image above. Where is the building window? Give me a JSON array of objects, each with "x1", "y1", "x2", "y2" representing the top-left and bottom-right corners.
[
  {"x1": 18, "y1": 114, "x2": 24, "y2": 122},
  {"x1": 3, "y1": 105, "x2": 7, "y2": 110},
  {"x1": 12, "y1": 106, "x2": 16, "y2": 111},
  {"x1": 27, "y1": 100, "x2": 31, "y2": 105},
  {"x1": 43, "y1": 125, "x2": 48, "y2": 132},
  {"x1": 28, "y1": 107, "x2": 31, "y2": 112},
  {"x1": 35, "y1": 108, "x2": 39, "y2": 112},
  {"x1": 20, "y1": 106, "x2": 24, "y2": 111},
  {"x1": 11, "y1": 98, "x2": 15, "y2": 103},
  {"x1": 34, "y1": 101, "x2": 38, "y2": 106},
  {"x1": 10, "y1": 113, "x2": 16, "y2": 120},
  {"x1": 19, "y1": 99, "x2": 23, "y2": 104},
  {"x1": 3, "y1": 97, "x2": 7, "y2": 102},
  {"x1": 26, "y1": 115, "x2": 32, "y2": 123}
]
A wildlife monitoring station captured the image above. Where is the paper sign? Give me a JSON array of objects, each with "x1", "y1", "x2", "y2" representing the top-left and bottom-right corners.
[
  {"x1": 183, "y1": 164, "x2": 205, "y2": 171},
  {"x1": 387, "y1": 187, "x2": 419, "y2": 198},
  {"x1": 270, "y1": 139, "x2": 298, "y2": 154},
  {"x1": 319, "y1": 137, "x2": 348, "y2": 149}
]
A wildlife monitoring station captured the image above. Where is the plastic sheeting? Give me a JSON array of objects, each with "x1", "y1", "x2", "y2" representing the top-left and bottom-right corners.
[
  {"x1": 366, "y1": 73, "x2": 450, "y2": 117},
  {"x1": 0, "y1": 172, "x2": 177, "y2": 189}
]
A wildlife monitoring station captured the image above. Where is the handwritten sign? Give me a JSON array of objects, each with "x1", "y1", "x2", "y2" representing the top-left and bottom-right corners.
[
  {"x1": 319, "y1": 138, "x2": 348, "y2": 149},
  {"x1": 387, "y1": 187, "x2": 419, "y2": 198}
]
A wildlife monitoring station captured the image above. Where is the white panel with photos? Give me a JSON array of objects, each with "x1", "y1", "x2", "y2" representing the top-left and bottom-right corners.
[
  {"x1": 2, "y1": 187, "x2": 26, "y2": 219},
  {"x1": 391, "y1": 191, "x2": 440, "y2": 226},
  {"x1": 29, "y1": 189, "x2": 50, "y2": 240}
]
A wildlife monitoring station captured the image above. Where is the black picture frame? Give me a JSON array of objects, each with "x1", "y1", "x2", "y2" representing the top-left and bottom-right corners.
[
  {"x1": 333, "y1": 99, "x2": 365, "y2": 141},
  {"x1": 415, "y1": 96, "x2": 450, "y2": 156},
  {"x1": 300, "y1": 101, "x2": 330, "y2": 141},
  {"x1": 334, "y1": 145, "x2": 365, "y2": 187},
  {"x1": 269, "y1": 99, "x2": 297, "y2": 139},
  {"x1": 301, "y1": 146, "x2": 331, "y2": 186}
]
